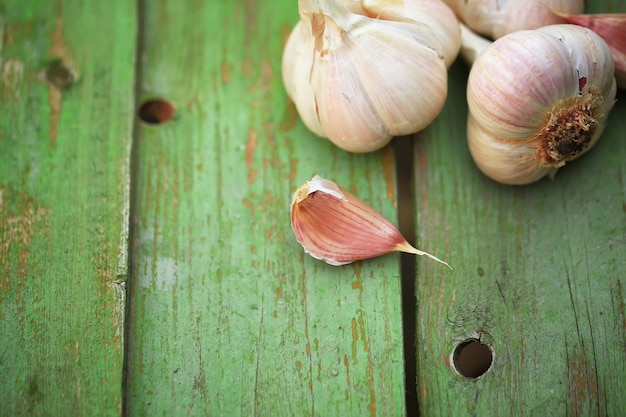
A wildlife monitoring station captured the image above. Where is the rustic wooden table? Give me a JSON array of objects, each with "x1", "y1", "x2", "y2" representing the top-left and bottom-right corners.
[{"x1": 1, "y1": 1, "x2": 625, "y2": 416}]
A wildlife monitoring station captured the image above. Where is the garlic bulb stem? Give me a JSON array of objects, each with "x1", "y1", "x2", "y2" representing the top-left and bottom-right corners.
[
  {"x1": 459, "y1": 23, "x2": 492, "y2": 66},
  {"x1": 299, "y1": 0, "x2": 352, "y2": 27}
]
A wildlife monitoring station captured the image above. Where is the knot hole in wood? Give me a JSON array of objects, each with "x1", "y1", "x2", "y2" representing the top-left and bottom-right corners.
[
  {"x1": 452, "y1": 338, "x2": 494, "y2": 379},
  {"x1": 138, "y1": 99, "x2": 176, "y2": 125}
]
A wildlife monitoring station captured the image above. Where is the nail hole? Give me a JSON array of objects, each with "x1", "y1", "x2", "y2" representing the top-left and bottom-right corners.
[
  {"x1": 138, "y1": 99, "x2": 176, "y2": 125},
  {"x1": 452, "y1": 338, "x2": 493, "y2": 378},
  {"x1": 45, "y1": 59, "x2": 77, "y2": 89}
]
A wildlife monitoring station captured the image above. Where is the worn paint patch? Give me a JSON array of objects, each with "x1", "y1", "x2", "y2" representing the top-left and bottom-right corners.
[
  {"x1": 186, "y1": 94, "x2": 206, "y2": 118},
  {"x1": 351, "y1": 262, "x2": 363, "y2": 297},
  {"x1": 351, "y1": 318, "x2": 359, "y2": 365},
  {"x1": 246, "y1": 129, "x2": 258, "y2": 184},
  {"x1": 567, "y1": 347, "x2": 603, "y2": 416},
  {"x1": 352, "y1": 280, "x2": 363, "y2": 294},
  {"x1": 2, "y1": 59, "x2": 25, "y2": 99},
  {"x1": 274, "y1": 279, "x2": 283, "y2": 302},
  {"x1": 0, "y1": 186, "x2": 50, "y2": 294},
  {"x1": 139, "y1": 257, "x2": 177, "y2": 291},
  {"x1": 368, "y1": 355, "x2": 376, "y2": 417},
  {"x1": 279, "y1": 99, "x2": 299, "y2": 133},
  {"x1": 221, "y1": 60, "x2": 232, "y2": 84},
  {"x1": 242, "y1": 197, "x2": 255, "y2": 216},
  {"x1": 358, "y1": 311, "x2": 369, "y2": 352}
]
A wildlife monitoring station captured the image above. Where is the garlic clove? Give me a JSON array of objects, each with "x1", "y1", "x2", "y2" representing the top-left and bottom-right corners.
[
  {"x1": 309, "y1": 16, "x2": 449, "y2": 152},
  {"x1": 360, "y1": 0, "x2": 461, "y2": 68},
  {"x1": 554, "y1": 13, "x2": 626, "y2": 89},
  {"x1": 442, "y1": 0, "x2": 584, "y2": 39},
  {"x1": 467, "y1": 113, "x2": 555, "y2": 185},
  {"x1": 282, "y1": 19, "x2": 325, "y2": 138},
  {"x1": 465, "y1": 24, "x2": 617, "y2": 185},
  {"x1": 290, "y1": 175, "x2": 450, "y2": 267},
  {"x1": 282, "y1": 0, "x2": 460, "y2": 153}
]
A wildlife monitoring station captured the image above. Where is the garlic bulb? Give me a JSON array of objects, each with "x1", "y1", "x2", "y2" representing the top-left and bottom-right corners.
[
  {"x1": 443, "y1": 0, "x2": 584, "y2": 39},
  {"x1": 290, "y1": 175, "x2": 450, "y2": 267},
  {"x1": 466, "y1": 25, "x2": 616, "y2": 185},
  {"x1": 282, "y1": 0, "x2": 461, "y2": 153}
]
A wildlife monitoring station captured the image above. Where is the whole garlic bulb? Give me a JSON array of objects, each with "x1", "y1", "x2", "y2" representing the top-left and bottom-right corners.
[
  {"x1": 467, "y1": 24, "x2": 617, "y2": 185},
  {"x1": 282, "y1": 0, "x2": 461, "y2": 153},
  {"x1": 443, "y1": 0, "x2": 584, "y2": 39}
]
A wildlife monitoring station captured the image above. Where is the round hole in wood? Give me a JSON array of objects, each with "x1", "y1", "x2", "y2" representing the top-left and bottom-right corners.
[
  {"x1": 138, "y1": 99, "x2": 175, "y2": 125},
  {"x1": 45, "y1": 59, "x2": 77, "y2": 89},
  {"x1": 452, "y1": 338, "x2": 493, "y2": 378}
]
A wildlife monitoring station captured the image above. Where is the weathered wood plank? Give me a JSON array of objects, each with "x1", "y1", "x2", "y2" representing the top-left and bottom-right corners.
[
  {"x1": 125, "y1": 1, "x2": 406, "y2": 416},
  {"x1": 413, "y1": 1, "x2": 626, "y2": 414},
  {"x1": 0, "y1": 1, "x2": 136, "y2": 416}
]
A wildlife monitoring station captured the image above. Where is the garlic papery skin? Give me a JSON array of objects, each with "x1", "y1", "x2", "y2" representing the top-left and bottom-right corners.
[
  {"x1": 290, "y1": 175, "x2": 450, "y2": 267},
  {"x1": 282, "y1": 0, "x2": 460, "y2": 153},
  {"x1": 443, "y1": 0, "x2": 584, "y2": 39},
  {"x1": 359, "y1": 0, "x2": 461, "y2": 68},
  {"x1": 466, "y1": 25, "x2": 617, "y2": 185},
  {"x1": 555, "y1": 13, "x2": 626, "y2": 89}
]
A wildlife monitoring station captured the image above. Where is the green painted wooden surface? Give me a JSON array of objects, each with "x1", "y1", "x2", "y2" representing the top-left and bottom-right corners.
[
  {"x1": 0, "y1": 0, "x2": 136, "y2": 416},
  {"x1": 124, "y1": 1, "x2": 405, "y2": 416},
  {"x1": 2, "y1": 0, "x2": 626, "y2": 416},
  {"x1": 413, "y1": 1, "x2": 626, "y2": 415}
]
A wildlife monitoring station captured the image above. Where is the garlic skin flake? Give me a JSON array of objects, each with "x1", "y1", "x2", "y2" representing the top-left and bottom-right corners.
[
  {"x1": 466, "y1": 25, "x2": 616, "y2": 185},
  {"x1": 290, "y1": 175, "x2": 449, "y2": 267},
  {"x1": 556, "y1": 13, "x2": 626, "y2": 89},
  {"x1": 443, "y1": 0, "x2": 584, "y2": 40},
  {"x1": 282, "y1": 0, "x2": 461, "y2": 153}
]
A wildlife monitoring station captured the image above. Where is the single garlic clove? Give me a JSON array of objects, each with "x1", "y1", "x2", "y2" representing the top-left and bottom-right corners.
[
  {"x1": 290, "y1": 175, "x2": 450, "y2": 267},
  {"x1": 465, "y1": 24, "x2": 617, "y2": 185}
]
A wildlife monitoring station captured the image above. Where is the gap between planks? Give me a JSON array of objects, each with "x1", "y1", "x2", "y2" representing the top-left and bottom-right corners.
[{"x1": 393, "y1": 135, "x2": 420, "y2": 416}]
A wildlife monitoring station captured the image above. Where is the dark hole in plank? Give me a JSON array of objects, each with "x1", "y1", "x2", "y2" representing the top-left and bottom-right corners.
[
  {"x1": 45, "y1": 58, "x2": 77, "y2": 89},
  {"x1": 453, "y1": 339, "x2": 494, "y2": 378},
  {"x1": 138, "y1": 99, "x2": 176, "y2": 125}
]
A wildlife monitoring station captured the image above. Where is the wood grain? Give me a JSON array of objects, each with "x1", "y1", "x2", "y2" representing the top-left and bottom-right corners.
[
  {"x1": 3, "y1": 0, "x2": 625, "y2": 415},
  {"x1": 0, "y1": 1, "x2": 136, "y2": 415},
  {"x1": 413, "y1": 1, "x2": 626, "y2": 414},
  {"x1": 124, "y1": 1, "x2": 406, "y2": 416}
]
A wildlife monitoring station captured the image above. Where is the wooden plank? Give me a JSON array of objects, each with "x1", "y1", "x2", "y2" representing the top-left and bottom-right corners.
[
  {"x1": 125, "y1": 1, "x2": 406, "y2": 416},
  {"x1": 413, "y1": 1, "x2": 626, "y2": 415},
  {"x1": 0, "y1": 1, "x2": 136, "y2": 416}
]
